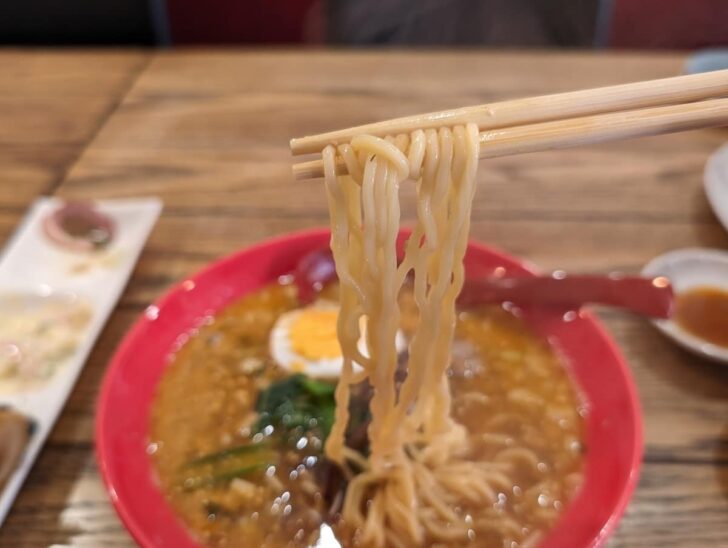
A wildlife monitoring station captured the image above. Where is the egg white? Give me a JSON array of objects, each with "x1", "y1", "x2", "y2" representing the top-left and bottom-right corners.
[{"x1": 269, "y1": 301, "x2": 406, "y2": 379}]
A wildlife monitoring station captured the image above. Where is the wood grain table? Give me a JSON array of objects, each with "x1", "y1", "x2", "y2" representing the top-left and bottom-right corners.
[{"x1": 0, "y1": 49, "x2": 726, "y2": 547}]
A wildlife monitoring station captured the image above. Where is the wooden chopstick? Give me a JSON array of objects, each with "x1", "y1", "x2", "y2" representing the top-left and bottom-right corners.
[
  {"x1": 292, "y1": 97, "x2": 728, "y2": 180},
  {"x1": 290, "y1": 69, "x2": 728, "y2": 156}
]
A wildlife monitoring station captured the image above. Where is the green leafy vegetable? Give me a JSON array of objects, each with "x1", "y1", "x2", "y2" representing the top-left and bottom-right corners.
[
  {"x1": 255, "y1": 374, "x2": 337, "y2": 443},
  {"x1": 186, "y1": 441, "x2": 271, "y2": 467},
  {"x1": 182, "y1": 442, "x2": 273, "y2": 491},
  {"x1": 300, "y1": 376, "x2": 336, "y2": 397}
]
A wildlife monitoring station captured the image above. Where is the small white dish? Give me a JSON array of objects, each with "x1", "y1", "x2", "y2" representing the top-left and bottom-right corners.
[
  {"x1": 704, "y1": 142, "x2": 728, "y2": 233},
  {"x1": 642, "y1": 248, "x2": 728, "y2": 364}
]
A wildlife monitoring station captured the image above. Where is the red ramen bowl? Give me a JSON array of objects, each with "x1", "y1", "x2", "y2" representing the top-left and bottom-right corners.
[{"x1": 96, "y1": 228, "x2": 642, "y2": 548}]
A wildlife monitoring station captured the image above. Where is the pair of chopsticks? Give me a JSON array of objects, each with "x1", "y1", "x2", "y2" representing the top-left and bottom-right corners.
[{"x1": 290, "y1": 69, "x2": 728, "y2": 180}]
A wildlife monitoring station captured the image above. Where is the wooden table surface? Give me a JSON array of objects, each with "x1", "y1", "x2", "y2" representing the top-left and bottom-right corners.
[{"x1": 0, "y1": 49, "x2": 726, "y2": 547}]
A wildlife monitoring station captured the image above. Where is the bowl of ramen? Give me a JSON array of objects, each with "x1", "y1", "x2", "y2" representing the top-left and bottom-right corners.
[{"x1": 96, "y1": 227, "x2": 642, "y2": 548}]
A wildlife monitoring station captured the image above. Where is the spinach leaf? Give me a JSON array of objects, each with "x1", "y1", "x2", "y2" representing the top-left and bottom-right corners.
[
  {"x1": 186, "y1": 441, "x2": 271, "y2": 467},
  {"x1": 255, "y1": 374, "x2": 336, "y2": 444}
]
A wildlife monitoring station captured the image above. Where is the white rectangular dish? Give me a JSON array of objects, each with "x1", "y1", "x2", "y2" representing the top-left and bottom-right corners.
[{"x1": 0, "y1": 197, "x2": 162, "y2": 525}]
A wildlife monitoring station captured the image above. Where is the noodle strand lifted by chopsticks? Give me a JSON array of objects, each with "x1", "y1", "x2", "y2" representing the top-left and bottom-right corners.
[{"x1": 322, "y1": 123, "x2": 518, "y2": 546}]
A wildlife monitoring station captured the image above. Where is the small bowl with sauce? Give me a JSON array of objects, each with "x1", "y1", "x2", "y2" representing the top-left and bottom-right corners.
[{"x1": 643, "y1": 248, "x2": 728, "y2": 363}]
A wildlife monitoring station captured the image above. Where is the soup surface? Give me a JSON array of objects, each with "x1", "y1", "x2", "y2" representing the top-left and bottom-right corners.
[{"x1": 150, "y1": 279, "x2": 585, "y2": 547}]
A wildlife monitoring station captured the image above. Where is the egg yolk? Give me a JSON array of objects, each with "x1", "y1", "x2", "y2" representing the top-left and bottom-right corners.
[{"x1": 290, "y1": 309, "x2": 342, "y2": 361}]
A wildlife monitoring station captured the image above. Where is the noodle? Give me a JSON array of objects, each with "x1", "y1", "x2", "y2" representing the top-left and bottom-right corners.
[
  {"x1": 322, "y1": 123, "x2": 527, "y2": 545},
  {"x1": 148, "y1": 240, "x2": 584, "y2": 546}
]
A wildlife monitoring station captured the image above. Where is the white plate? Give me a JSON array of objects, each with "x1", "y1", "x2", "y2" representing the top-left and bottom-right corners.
[
  {"x1": 0, "y1": 197, "x2": 162, "y2": 525},
  {"x1": 642, "y1": 248, "x2": 728, "y2": 364},
  {"x1": 704, "y1": 142, "x2": 728, "y2": 233}
]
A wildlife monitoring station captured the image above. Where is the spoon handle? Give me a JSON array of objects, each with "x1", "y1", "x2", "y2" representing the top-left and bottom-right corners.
[{"x1": 458, "y1": 275, "x2": 674, "y2": 318}]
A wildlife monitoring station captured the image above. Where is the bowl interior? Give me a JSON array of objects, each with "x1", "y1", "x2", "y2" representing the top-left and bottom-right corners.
[{"x1": 96, "y1": 228, "x2": 642, "y2": 548}]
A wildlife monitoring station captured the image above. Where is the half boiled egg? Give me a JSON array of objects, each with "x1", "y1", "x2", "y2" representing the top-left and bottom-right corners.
[{"x1": 269, "y1": 301, "x2": 407, "y2": 379}]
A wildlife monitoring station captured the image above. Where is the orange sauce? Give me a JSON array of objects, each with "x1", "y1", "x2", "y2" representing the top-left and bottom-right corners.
[{"x1": 674, "y1": 286, "x2": 728, "y2": 348}]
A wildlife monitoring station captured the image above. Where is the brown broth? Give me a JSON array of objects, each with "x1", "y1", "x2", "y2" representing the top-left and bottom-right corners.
[
  {"x1": 149, "y1": 281, "x2": 584, "y2": 547},
  {"x1": 674, "y1": 286, "x2": 728, "y2": 348}
]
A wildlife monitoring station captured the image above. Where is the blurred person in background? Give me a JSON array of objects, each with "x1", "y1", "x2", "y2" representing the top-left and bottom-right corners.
[
  {"x1": 325, "y1": 0, "x2": 599, "y2": 47},
  {"x1": 0, "y1": 0, "x2": 726, "y2": 50}
]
